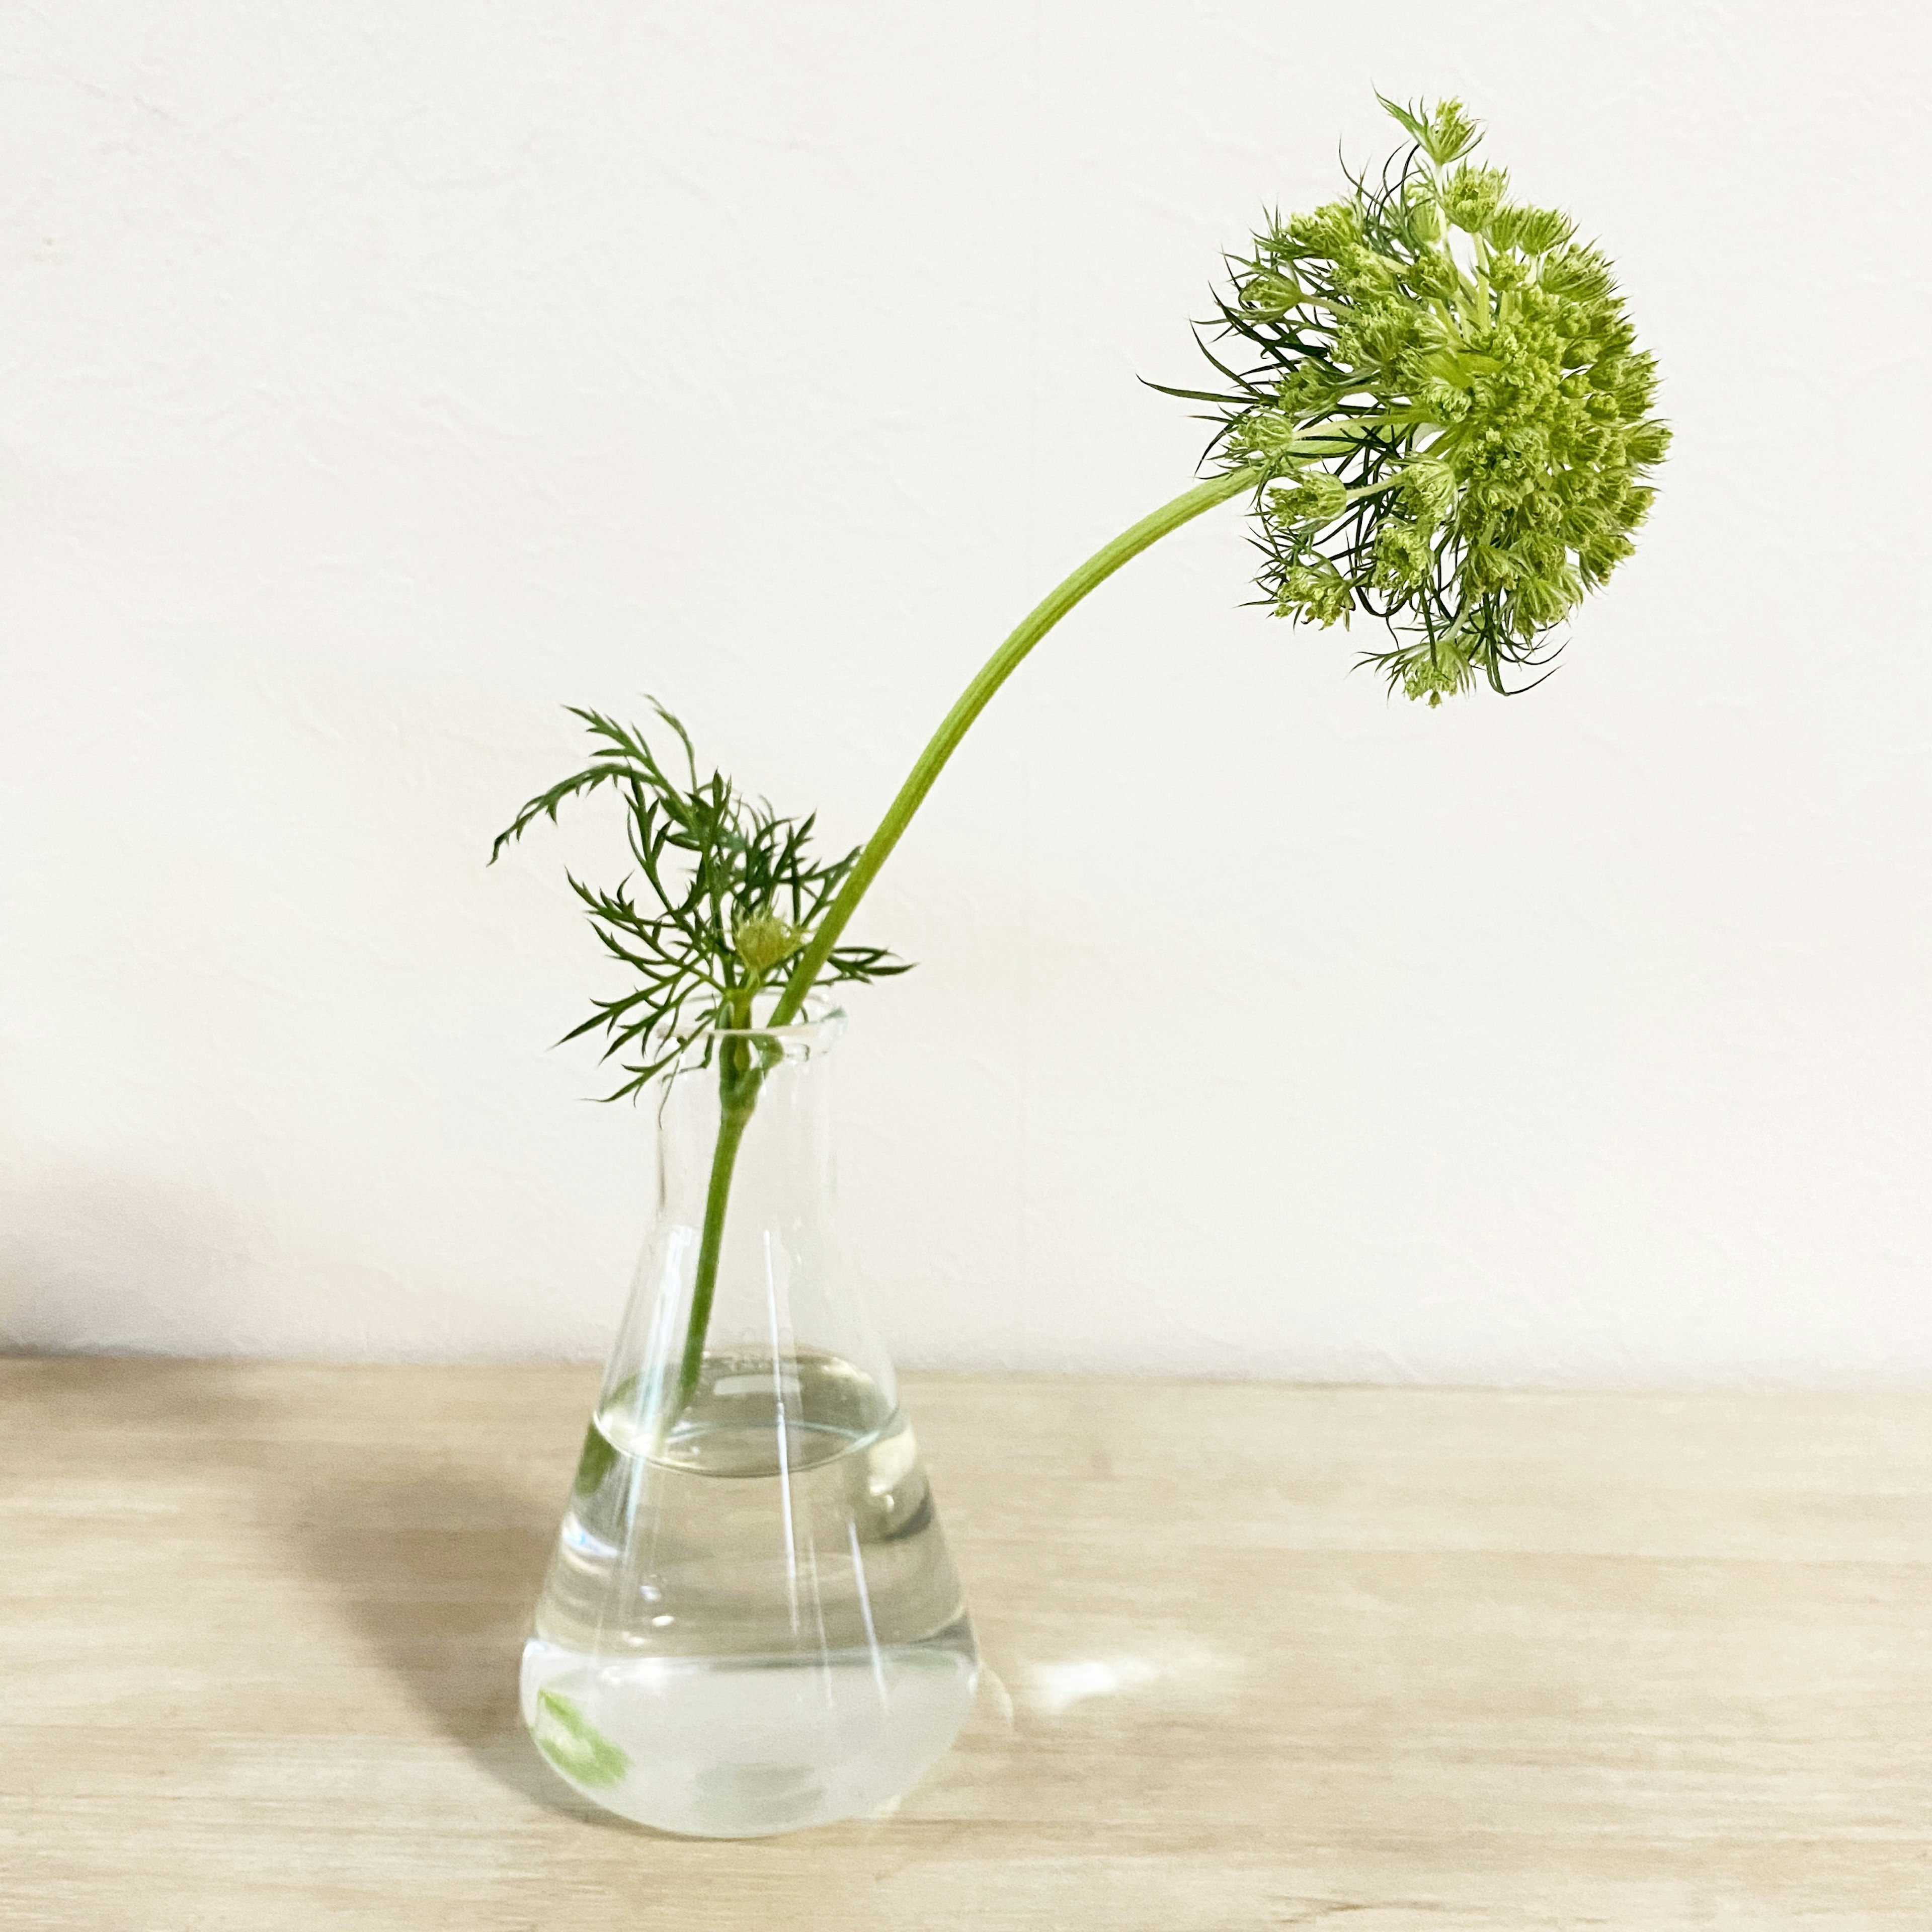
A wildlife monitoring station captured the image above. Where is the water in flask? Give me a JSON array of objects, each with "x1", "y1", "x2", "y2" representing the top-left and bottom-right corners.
[{"x1": 521, "y1": 1350, "x2": 978, "y2": 1838}]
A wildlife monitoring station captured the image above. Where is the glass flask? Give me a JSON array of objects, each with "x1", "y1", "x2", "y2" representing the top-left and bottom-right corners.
[{"x1": 520, "y1": 1001, "x2": 978, "y2": 1837}]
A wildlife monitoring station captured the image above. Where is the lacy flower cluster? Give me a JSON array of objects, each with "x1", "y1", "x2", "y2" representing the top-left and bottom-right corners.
[{"x1": 1195, "y1": 97, "x2": 1670, "y2": 702}]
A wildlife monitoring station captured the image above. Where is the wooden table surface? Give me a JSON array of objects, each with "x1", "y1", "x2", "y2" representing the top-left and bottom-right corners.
[{"x1": 3, "y1": 1360, "x2": 1930, "y2": 1928}]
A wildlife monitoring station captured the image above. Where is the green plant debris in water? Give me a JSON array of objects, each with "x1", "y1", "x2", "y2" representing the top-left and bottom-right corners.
[
  {"x1": 533, "y1": 1688, "x2": 630, "y2": 1789},
  {"x1": 571, "y1": 1419, "x2": 617, "y2": 1499}
]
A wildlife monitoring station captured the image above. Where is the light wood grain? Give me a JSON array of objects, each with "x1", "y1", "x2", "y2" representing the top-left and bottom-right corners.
[{"x1": 3, "y1": 1360, "x2": 1930, "y2": 1928}]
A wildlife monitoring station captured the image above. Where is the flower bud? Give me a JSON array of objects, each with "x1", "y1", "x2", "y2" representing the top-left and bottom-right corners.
[
  {"x1": 1488, "y1": 204, "x2": 1574, "y2": 255},
  {"x1": 1242, "y1": 271, "x2": 1305, "y2": 317},
  {"x1": 1419, "y1": 377, "x2": 1470, "y2": 425},
  {"x1": 1440, "y1": 165, "x2": 1508, "y2": 233},
  {"x1": 1400, "y1": 457, "x2": 1457, "y2": 523},
  {"x1": 1274, "y1": 366, "x2": 1333, "y2": 416},
  {"x1": 1618, "y1": 484, "x2": 1656, "y2": 527},
  {"x1": 1401, "y1": 645, "x2": 1469, "y2": 707},
  {"x1": 734, "y1": 911, "x2": 800, "y2": 976},
  {"x1": 1512, "y1": 568, "x2": 1577, "y2": 629},
  {"x1": 1287, "y1": 200, "x2": 1361, "y2": 258},
  {"x1": 1373, "y1": 520, "x2": 1433, "y2": 592},
  {"x1": 1380, "y1": 94, "x2": 1483, "y2": 168},
  {"x1": 1266, "y1": 470, "x2": 1350, "y2": 528},
  {"x1": 1408, "y1": 251, "x2": 1461, "y2": 303},
  {"x1": 1229, "y1": 409, "x2": 1302, "y2": 459},
  {"x1": 1277, "y1": 561, "x2": 1354, "y2": 626},
  {"x1": 1608, "y1": 350, "x2": 1659, "y2": 415},
  {"x1": 1540, "y1": 244, "x2": 1615, "y2": 304},
  {"x1": 1346, "y1": 306, "x2": 1422, "y2": 366},
  {"x1": 1419, "y1": 99, "x2": 1481, "y2": 166},
  {"x1": 1625, "y1": 420, "x2": 1671, "y2": 467},
  {"x1": 1577, "y1": 534, "x2": 1633, "y2": 589}
]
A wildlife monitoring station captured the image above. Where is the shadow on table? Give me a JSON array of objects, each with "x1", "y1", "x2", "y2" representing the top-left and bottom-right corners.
[{"x1": 200, "y1": 1369, "x2": 647, "y2": 1833}]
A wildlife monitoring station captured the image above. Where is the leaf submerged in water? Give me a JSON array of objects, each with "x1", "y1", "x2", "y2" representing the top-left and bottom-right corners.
[
  {"x1": 571, "y1": 1418, "x2": 618, "y2": 1499},
  {"x1": 533, "y1": 1687, "x2": 631, "y2": 1789}
]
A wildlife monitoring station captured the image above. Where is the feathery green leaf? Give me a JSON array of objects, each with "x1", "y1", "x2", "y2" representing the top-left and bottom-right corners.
[{"x1": 493, "y1": 703, "x2": 908, "y2": 1098}]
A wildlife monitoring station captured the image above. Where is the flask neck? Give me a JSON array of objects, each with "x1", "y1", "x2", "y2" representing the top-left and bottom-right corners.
[
  {"x1": 656, "y1": 1017, "x2": 840, "y2": 1224},
  {"x1": 598, "y1": 1005, "x2": 894, "y2": 1447}
]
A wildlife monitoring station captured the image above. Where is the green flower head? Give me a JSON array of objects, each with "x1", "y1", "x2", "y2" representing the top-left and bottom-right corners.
[
  {"x1": 1277, "y1": 558, "x2": 1354, "y2": 627},
  {"x1": 1373, "y1": 519, "x2": 1433, "y2": 593},
  {"x1": 734, "y1": 909, "x2": 801, "y2": 977},
  {"x1": 1187, "y1": 95, "x2": 1670, "y2": 703},
  {"x1": 1380, "y1": 94, "x2": 1482, "y2": 168},
  {"x1": 1266, "y1": 470, "x2": 1350, "y2": 529},
  {"x1": 1439, "y1": 164, "x2": 1509, "y2": 234}
]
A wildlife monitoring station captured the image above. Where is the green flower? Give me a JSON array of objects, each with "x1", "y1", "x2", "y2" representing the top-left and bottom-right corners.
[
  {"x1": 1380, "y1": 94, "x2": 1483, "y2": 167},
  {"x1": 1240, "y1": 270, "x2": 1306, "y2": 317},
  {"x1": 1374, "y1": 519, "x2": 1433, "y2": 592},
  {"x1": 734, "y1": 910, "x2": 800, "y2": 977},
  {"x1": 1277, "y1": 559, "x2": 1354, "y2": 626},
  {"x1": 1401, "y1": 634, "x2": 1478, "y2": 705},
  {"x1": 1193, "y1": 95, "x2": 1669, "y2": 699},
  {"x1": 1266, "y1": 470, "x2": 1350, "y2": 529},
  {"x1": 1487, "y1": 203, "x2": 1575, "y2": 255},
  {"x1": 1401, "y1": 457, "x2": 1457, "y2": 524},
  {"x1": 1439, "y1": 164, "x2": 1509, "y2": 234}
]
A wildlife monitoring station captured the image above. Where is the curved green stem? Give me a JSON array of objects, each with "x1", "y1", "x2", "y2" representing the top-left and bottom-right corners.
[
  {"x1": 770, "y1": 464, "x2": 1262, "y2": 1024},
  {"x1": 673, "y1": 463, "x2": 1261, "y2": 1412}
]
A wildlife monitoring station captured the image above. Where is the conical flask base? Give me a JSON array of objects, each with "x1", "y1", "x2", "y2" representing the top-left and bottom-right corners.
[{"x1": 521, "y1": 1348, "x2": 978, "y2": 1837}]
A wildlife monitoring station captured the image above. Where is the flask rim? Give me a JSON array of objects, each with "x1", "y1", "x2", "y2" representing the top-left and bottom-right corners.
[
  {"x1": 671, "y1": 992, "x2": 847, "y2": 1060},
  {"x1": 712, "y1": 991, "x2": 844, "y2": 1039}
]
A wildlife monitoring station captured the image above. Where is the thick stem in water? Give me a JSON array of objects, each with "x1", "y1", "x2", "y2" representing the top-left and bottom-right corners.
[{"x1": 670, "y1": 462, "x2": 1265, "y2": 1396}]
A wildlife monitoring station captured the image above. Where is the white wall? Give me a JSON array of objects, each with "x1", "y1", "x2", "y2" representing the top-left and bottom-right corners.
[{"x1": 4, "y1": 4, "x2": 1928, "y2": 1382}]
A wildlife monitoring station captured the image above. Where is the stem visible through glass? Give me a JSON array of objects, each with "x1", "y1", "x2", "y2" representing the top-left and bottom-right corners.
[
  {"x1": 673, "y1": 1038, "x2": 761, "y2": 1414},
  {"x1": 672, "y1": 463, "x2": 1263, "y2": 1405}
]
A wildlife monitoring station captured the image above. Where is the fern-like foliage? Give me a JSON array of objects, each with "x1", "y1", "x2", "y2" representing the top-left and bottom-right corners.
[{"x1": 492, "y1": 702, "x2": 908, "y2": 1099}]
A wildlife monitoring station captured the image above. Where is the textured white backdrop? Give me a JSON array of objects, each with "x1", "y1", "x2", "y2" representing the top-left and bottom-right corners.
[{"x1": 3, "y1": 4, "x2": 1928, "y2": 1380}]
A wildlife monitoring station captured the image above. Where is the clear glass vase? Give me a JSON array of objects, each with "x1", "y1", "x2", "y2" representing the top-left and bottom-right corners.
[{"x1": 519, "y1": 1002, "x2": 978, "y2": 1838}]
